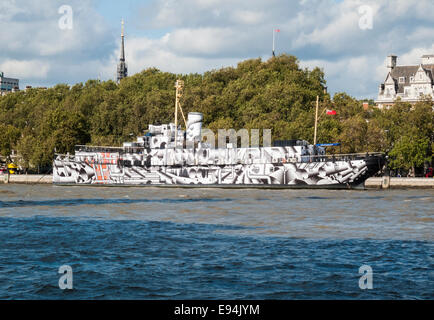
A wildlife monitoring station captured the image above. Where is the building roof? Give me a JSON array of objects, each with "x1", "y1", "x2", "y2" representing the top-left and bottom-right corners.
[
  {"x1": 389, "y1": 64, "x2": 434, "y2": 93},
  {"x1": 0, "y1": 76, "x2": 19, "y2": 81},
  {"x1": 0, "y1": 71, "x2": 19, "y2": 82}
]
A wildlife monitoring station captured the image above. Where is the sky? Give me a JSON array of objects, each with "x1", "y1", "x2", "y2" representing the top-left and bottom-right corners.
[{"x1": 1, "y1": 0, "x2": 434, "y2": 99}]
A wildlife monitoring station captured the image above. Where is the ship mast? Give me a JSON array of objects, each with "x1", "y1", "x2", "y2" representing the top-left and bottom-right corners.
[
  {"x1": 174, "y1": 80, "x2": 187, "y2": 148},
  {"x1": 314, "y1": 95, "x2": 319, "y2": 146},
  {"x1": 313, "y1": 93, "x2": 331, "y2": 147}
]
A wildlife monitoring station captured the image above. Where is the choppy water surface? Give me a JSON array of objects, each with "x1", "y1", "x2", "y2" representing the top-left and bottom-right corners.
[{"x1": 0, "y1": 185, "x2": 432, "y2": 299}]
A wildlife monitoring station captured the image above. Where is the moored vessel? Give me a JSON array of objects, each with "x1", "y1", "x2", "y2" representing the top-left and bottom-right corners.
[{"x1": 53, "y1": 81, "x2": 384, "y2": 189}]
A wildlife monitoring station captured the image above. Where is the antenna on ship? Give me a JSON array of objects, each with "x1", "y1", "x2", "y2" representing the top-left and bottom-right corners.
[{"x1": 174, "y1": 80, "x2": 187, "y2": 148}]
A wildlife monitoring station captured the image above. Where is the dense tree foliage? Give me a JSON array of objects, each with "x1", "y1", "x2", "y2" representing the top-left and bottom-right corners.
[{"x1": 0, "y1": 54, "x2": 432, "y2": 173}]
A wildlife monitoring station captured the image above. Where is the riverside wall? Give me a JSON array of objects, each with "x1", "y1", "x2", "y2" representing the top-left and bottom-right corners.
[
  {"x1": 1, "y1": 174, "x2": 52, "y2": 184},
  {"x1": 1, "y1": 174, "x2": 433, "y2": 188},
  {"x1": 364, "y1": 177, "x2": 434, "y2": 189}
]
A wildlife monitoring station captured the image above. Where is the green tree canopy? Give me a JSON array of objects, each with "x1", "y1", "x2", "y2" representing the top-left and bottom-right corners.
[{"x1": 0, "y1": 54, "x2": 432, "y2": 173}]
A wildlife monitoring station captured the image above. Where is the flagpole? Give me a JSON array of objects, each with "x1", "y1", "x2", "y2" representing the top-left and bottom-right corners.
[
  {"x1": 272, "y1": 28, "x2": 275, "y2": 57},
  {"x1": 314, "y1": 95, "x2": 319, "y2": 146}
]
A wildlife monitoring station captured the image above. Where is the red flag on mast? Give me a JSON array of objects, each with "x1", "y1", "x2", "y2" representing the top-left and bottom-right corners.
[{"x1": 326, "y1": 109, "x2": 337, "y2": 115}]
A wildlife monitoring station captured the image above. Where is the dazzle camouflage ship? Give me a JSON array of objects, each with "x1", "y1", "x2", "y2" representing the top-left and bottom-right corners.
[{"x1": 53, "y1": 81, "x2": 384, "y2": 189}]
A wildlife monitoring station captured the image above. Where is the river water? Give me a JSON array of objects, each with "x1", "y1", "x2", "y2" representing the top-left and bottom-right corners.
[{"x1": 0, "y1": 184, "x2": 432, "y2": 299}]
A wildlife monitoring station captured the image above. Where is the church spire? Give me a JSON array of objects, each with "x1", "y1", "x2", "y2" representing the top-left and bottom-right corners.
[
  {"x1": 120, "y1": 19, "x2": 125, "y2": 61},
  {"x1": 117, "y1": 19, "x2": 128, "y2": 83}
]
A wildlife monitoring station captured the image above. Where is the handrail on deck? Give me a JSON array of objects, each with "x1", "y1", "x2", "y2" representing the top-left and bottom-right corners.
[{"x1": 309, "y1": 152, "x2": 384, "y2": 158}]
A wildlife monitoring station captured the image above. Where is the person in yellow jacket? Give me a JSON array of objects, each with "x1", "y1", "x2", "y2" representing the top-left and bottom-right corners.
[{"x1": 7, "y1": 163, "x2": 18, "y2": 174}]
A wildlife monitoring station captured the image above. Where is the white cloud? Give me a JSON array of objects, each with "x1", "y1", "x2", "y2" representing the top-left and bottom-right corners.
[
  {"x1": 232, "y1": 10, "x2": 264, "y2": 25},
  {"x1": 116, "y1": 36, "x2": 239, "y2": 75},
  {"x1": 127, "y1": 0, "x2": 434, "y2": 98},
  {"x1": 166, "y1": 28, "x2": 243, "y2": 57},
  {"x1": 2, "y1": 0, "x2": 434, "y2": 99},
  {"x1": 398, "y1": 45, "x2": 434, "y2": 66},
  {"x1": 300, "y1": 55, "x2": 382, "y2": 99},
  {"x1": 0, "y1": 0, "x2": 114, "y2": 86},
  {"x1": 0, "y1": 60, "x2": 50, "y2": 79}
]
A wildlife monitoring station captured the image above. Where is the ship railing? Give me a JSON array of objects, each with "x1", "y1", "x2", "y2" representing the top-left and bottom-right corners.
[
  {"x1": 55, "y1": 149, "x2": 383, "y2": 165},
  {"x1": 74, "y1": 145, "x2": 124, "y2": 153},
  {"x1": 74, "y1": 145, "x2": 148, "y2": 155},
  {"x1": 304, "y1": 152, "x2": 384, "y2": 163},
  {"x1": 54, "y1": 153, "x2": 76, "y2": 161},
  {"x1": 54, "y1": 152, "x2": 121, "y2": 164}
]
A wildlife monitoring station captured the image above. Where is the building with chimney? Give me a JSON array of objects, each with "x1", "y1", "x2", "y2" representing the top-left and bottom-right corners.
[
  {"x1": 375, "y1": 54, "x2": 434, "y2": 109},
  {"x1": 116, "y1": 20, "x2": 128, "y2": 83},
  {"x1": 0, "y1": 72, "x2": 19, "y2": 96}
]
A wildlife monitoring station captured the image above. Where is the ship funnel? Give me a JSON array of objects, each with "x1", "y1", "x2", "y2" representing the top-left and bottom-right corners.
[{"x1": 186, "y1": 112, "x2": 203, "y2": 143}]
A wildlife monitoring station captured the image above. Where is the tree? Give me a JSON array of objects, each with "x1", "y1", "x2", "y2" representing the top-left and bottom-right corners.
[
  {"x1": 388, "y1": 134, "x2": 431, "y2": 172},
  {"x1": 0, "y1": 54, "x2": 431, "y2": 173},
  {"x1": 15, "y1": 133, "x2": 36, "y2": 170},
  {"x1": 338, "y1": 116, "x2": 368, "y2": 153},
  {"x1": 0, "y1": 124, "x2": 20, "y2": 161}
]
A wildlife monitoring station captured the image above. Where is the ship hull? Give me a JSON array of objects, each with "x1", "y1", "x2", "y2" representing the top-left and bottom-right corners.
[
  {"x1": 52, "y1": 182, "x2": 366, "y2": 189},
  {"x1": 53, "y1": 152, "x2": 384, "y2": 189}
]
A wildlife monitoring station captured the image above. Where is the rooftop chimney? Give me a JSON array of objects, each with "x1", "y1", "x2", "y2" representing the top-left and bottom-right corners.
[
  {"x1": 387, "y1": 55, "x2": 397, "y2": 72},
  {"x1": 421, "y1": 54, "x2": 434, "y2": 65}
]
